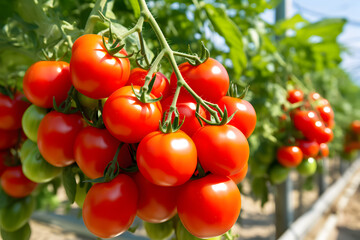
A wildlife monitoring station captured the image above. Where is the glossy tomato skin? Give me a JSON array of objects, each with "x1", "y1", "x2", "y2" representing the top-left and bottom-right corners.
[
  {"x1": 229, "y1": 162, "x2": 248, "y2": 184},
  {"x1": 310, "y1": 92, "x2": 321, "y2": 101},
  {"x1": 133, "y1": 172, "x2": 178, "y2": 223},
  {"x1": 192, "y1": 125, "x2": 249, "y2": 176},
  {"x1": 103, "y1": 86, "x2": 162, "y2": 143},
  {"x1": 82, "y1": 174, "x2": 138, "y2": 238},
  {"x1": 351, "y1": 120, "x2": 360, "y2": 134},
  {"x1": 23, "y1": 61, "x2": 72, "y2": 108},
  {"x1": 0, "y1": 92, "x2": 30, "y2": 130},
  {"x1": 170, "y1": 58, "x2": 229, "y2": 103},
  {"x1": 70, "y1": 34, "x2": 130, "y2": 99},
  {"x1": 126, "y1": 68, "x2": 170, "y2": 98},
  {"x1": 297, "y1": 158, "x2": 317, "y2": 177},
  {"x1": 21, "y1": 104, "x2": 47, "y2": 142},
  {"x1": 315, "y1": 126, "x2": 333, "y2": 144},
  {"x1": 137, "y1": 130, "x2": 197, "y2": 186},
  {"x1": 161, "y1": 95, "x2": 206, "y2": 137},
  {"x1": 292, "y1": 110, "x2": 319, "y2": 133},
  {"x1": 319, "y1": 143, "x2": 329, "y2": 158},
  {"x1": 217, "y1": 96, "x2": 256, "y2": 138},
  {"x1": 177, "y1": 174, "x2": 241, "y2": 239},
  {"x1": 287, "y1": 89, "x2": 304, "y2": 104},
  {"x1": 74, "y1": 126, "x2": 133, "y2": 179},
  {"x1": 297, "y1": 140, "x2": 320, "y2": 158},
  {"x1": 0, "y1": 166, "x2": 37, "y2": 198},
  {"x1": 37, "y1": 111, "x2": 84, "y2": 167},
  {"x1": 277, "y1": 146, "x2": 303, "y2": 168},
  {"x1": 0, "y1": 129, "x2": 19, "y2": 150},
  {"x1": 317, "y1": 104, "x2": 334, "y2": 123}
]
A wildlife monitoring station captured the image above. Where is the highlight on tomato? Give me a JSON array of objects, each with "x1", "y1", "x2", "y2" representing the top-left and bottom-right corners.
[{"x1": 0, "y1": 91, "x2": 30, "y2": 130}]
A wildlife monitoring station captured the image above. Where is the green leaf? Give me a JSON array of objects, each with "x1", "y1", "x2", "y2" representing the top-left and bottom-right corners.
[
  {"x1": 297, "y1": 18, "x2": 346, "y2": 42},
  {"x1": 204, "y1": 4, "x2": 247, "y2": 78},
  {"x1": 267, "y1": 0, "x2": 283, "y2": 9},
  {"x1": 62, "y1": 166, "x2": 76, "y2": 204},
  {"x1": 128, "y1": 0, "x2": 140, "y2": 18},
  {"x1": 275, "y1": 14, "x2": 308, "y2": 35}
]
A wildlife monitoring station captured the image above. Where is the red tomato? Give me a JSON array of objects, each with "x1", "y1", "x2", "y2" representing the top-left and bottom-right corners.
[
  {"x1": 0, "y1": 129, "x2": 19, "y2": 150},
  {"x1": 132, "y1": 172, "x2": 178, "y2": 223},
  {"x1": 317, "y1": 104, "x2": 334, "y2": 123},
  {"x1": 287, "y1": 89, "x2": 304, "y2": 104},
  {"x1": 0, "y1": 150, "x2": 10, "y2": 177},
  {"x1": 169, "y1": 58, "x2": 229, "y2": 103},
  {"x1": 37, "y1": 111, "x2": 84, "y2": 167},
  {"x1": 217, "y1": 96, "x2": 256, "y2": 138},
  {"x1": 314, "y1": 126, "x2": 333, "y2": 144},
  {"x1": 297, "y1": 140, "x2": 320, "y2": 158},
  {"x1": 137, "y1": 130, "x2": 197, "y2": 186},
  {"x1": 192, "y1": 125, "x2": 249, "y2": 176},
  {"x1": 229, "y1": 162, "x2": 248, "y2": 184},
  {"x1": 0, "y1": 92, "x2": 30, "y2": 130},
  {"x1": 82, "y1": 174, "x2": 138, "y2": 238},
  {"x1": 310, "y1": 92, "x2": 321, "y2": 101},
  {"x1": 319, "y1": 143, "x2": 329, "y2": 158},
  {"x1": 160, "y1": 95, "x2": 206, "y2": 137},
  {"x1": 277, "y1": 146, "x2": 303, "y2": 168},
  {"x1": 292, "y1": 110, "x2": 319, "y2": 133},
  {"x1": 126, "y1": 68, "x2": 170, "y2": 98},
  {"x1": 177, "y1": 174, "x2": 241, "y2": 238},
  {"x1": 0, "y1": 166, "x2": 38, "y2": 198},
  {"x1": 103, "y1": 86, "x2": 162, "y2": 143},
  {"x1": 74, "y1": 127, "x2": 133, "y2": 179},
  {"x1": 351, "y1": 120, "x2": 360, "y2": 134},
  {"x1": 70, "y1": 34, "x2": 130, "y2": 99},
  {"x1": 23, "y1": 61, "x2": 72, "y2": 108}
]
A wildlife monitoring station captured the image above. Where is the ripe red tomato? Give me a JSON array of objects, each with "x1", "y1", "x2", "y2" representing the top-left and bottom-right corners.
[
  {"x1": 0, "y1": 166, "x2": 37, "y2": 198},
  {"x1": 318, "y1": 143, "x2": 329, "y2": 158},
  {"x1": 0, "y1": 129, "x2": 19, "y2": 150},
  {"x1": 0, "y1": 150, "x2": 10, "y2": 177},
  {"x1": 287, "y1": 89, "x2": 304, "y2": 104},
  {"x1": 192, "y1": 125, "x2": 249, "y2": 176},
  {"x1": 0, "y1": 92, "x2": 30, "y2": 130},
  {"x1": 297, "y1": 140, "x2": 320, "y2": 158},
  {"x1": 132, "y1": 172, "x2": 178, "y2": 223},
  {"x1": 70, "y1": 34, "x2": 130, "y2": 99},
  {"x1": 229, "y1": 162, "x2": 248, "y2": 184},
  {"x1": 217, "y1": 96, "x2": 256, "y2": 138},
  {"x1": 126, "y1": 68, "x2": 170, "y2": 98},
  {"x1": 103, "y1": 86, "x2": 162, "y2": 143},
  {"x1": 292, "y1": 110, "x2": 319, "y2": 133},
  {"x1": 277, "y1": 146, "x2": 303, "y2": 168},
  {"x1": 317, "y1": 104, "x2": 334, "y2": 123},
  {"x1": 314, "y1": 125, "x2": 333, "y2": 144},
  {"x1": 37, "y1": 111, "x2": 84, "y2": 167},
  {"x1": 82, "y1": 174, "x2": 138, "y2": 238},
  {"x1": 351, "y1": 120, "x2": 360, "y2": 134},
  {"x1": 23, "y1": 61, "x2": 72, "y2": 108},
  {"x1": 160, "y1": 95, "x2": 206, "y2": 137},
  {"x1": 177, "y1": 174, "x2": 241, "y2": 239},
  {"x1": 137, "y1": 130, "x2": 197, "y2": 186},
  {"x1": 310, "y1": 92, "x2": 321, "y2": 101},
  {"x1": 74, "y1": 126, "x2": 133, "y2": 179},
  {"x1": 169, "y1": 58, "x2": 229, "y2": 103}
]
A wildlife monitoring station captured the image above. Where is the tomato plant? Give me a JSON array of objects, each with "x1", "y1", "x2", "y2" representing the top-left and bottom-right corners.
[
  {"x1": 0, "y1": 92, "x2": 30, "y2": 130},
  {"x1": 21, "y1": 104, "x2": 47, "y2": 142},
  {"x1": 287, "y1": 89, "x2": 304, "y2": 104},
  {"x1": 277, "y1": 146, "x2": 303, "y2": 168}
]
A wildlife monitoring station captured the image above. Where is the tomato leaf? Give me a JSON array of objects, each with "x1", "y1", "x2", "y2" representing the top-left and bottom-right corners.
[
  {"x1": 0, "y1": 188, "x2": 13, "y2": 209},
  {"x1": 128, "y1": 0, "x2": 140, "y2": 18},
  {"x1": 62, "y1": 166, "x2": 77, "y2": 204}
]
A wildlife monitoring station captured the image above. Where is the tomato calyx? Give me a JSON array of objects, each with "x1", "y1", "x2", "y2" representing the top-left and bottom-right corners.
[
  {"x1": 131, "y1": 82, "x2": 163, "y2": 104},
  {"x1": 53, "y1": 87, "x2": 79, "y2": 114},
  {"x1": 197, "y1": 105, "x2": 236, "y2": 126},
  {"x1": 159, "y1": 109, "x2": 185, "y2": 133},
  {"x1": 174, "y1": 42, "x2": 210, "y2": 66},
  {"x1": 227, "y1": 83, "x2": 249, "y2": 99}
]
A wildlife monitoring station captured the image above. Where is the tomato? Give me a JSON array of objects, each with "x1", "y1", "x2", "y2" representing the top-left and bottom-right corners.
[
  {"x1": 217, "y1": 96, "x2": 256, "y2": 138},
  {"x1": 287, "y1": 89, "x2": 303, "y2": 104},
  {"x1": 269, "y1": 165, "x2": 290, "y2": 184},
  {"x1": 310, "y1": 122, "x2": 333, "y2": 144},
  {"x1": 177, "y1": 174, "x2": 241, "y2": 238},
  {"x1": 126, "y1": 68, "x2": 170, "y2": 98},
  {"x1": 292, "y1": 110, "x2": 319, "y2": 133},
  {"x1": 22, "y1": 146, "x2": 62, "y2": 183},
  {"x1": 229, "y1": 162, "x2": 248, "y2": 184},
  {"x1": 70, "y1": 34, "x2": 130, "y2": 99},
  {"x1": 23, "y1": 61, "x2": 72, "y2": 108},
  {"x1": 0, "y1": 128, "x2": 19, "y2": 150},
  {"x1": 277, "y1": 146, "x2": 303, "y2": 168},
  {"x1": 192, "y1": 125, "x2": 249, "y2": 176},
  {"x1": 310, "y1": 92, "x2": 321, "y2": 101},
  {"x1": 103, "y1": 86, "x2": 162, "y2": 143},
  {"x1": 37, "y1": 111, "x2": 84, "y2": 167},
  {"x1": 74, "y1": 126, "x2": 133, "y2": 179},
  {"x1": 170, "y1": 58, "x2": 229, "y2": 103},
  {"x1": 21, "y1": 104, "x2": 47, "y2": 142},
  {"x1": 249, "y1": 160, "x2": 268, "y2": 178},
  {"x1": 0, "y1": 150, "x2": 10, "y2": 177},
  {"x1": 75, "y1": 182, "x2": 90, "y2": 208},
  {"x1": 82, "y1": 174, "x2": 138, "y2": 238},
  {"x1": 0, "y1": 92, "x2": 30, "y2": 130},
  {"x1": 317, "y1": 104, "x2": 334, "y2": 123},
  {"x1": 19, "y1": 139, "x2": 37, "y2": 163},
  {"x1": 297, "y1": 140, "x2": 320, "y2": 158},
  {"x1": 175, "y1": 219, "x2": 221, "y2": 240},
  {"x1": 1, "y1": 222, "x2": 31, "y2": 240},
  {"x1": 318, "y1": 143, "x2": 329, "y2": 158},
  {"x1": 0, "y1": 196, "x2": 35, "y2": 232},
  {"x1": 137, "y1": 130, "x2": 197, "y2": 186},
  {"x1": 144, "y1": 220, "x2": 174, "y2": 240},
  {"x1": 133, "y1": 172, "x2": 178, "y2": 223},
  {"x1": 297, "y1": 158, "x2": 317, "y2": 176},
  {"x1": 161, "y1": 95, "x2": 206, "y2": 137},
  {"x1": 351, "y1": 120, "x2": 360, "y2": 134}
]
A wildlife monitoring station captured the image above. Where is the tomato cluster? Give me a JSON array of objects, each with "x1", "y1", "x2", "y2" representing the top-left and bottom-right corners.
[
  {"x1": 17, "y1": 34, "x2": 257, "y2": 239},
  {"x1": 343, "y1": 120, "x2": 360, "y2": 154}
]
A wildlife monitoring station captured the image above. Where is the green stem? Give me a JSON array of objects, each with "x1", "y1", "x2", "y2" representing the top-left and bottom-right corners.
[
  {"x1": 137, "y1": 31, "x2": 150, "y2": 67},
  {"x1": 142, "y1": 49, "x2": 165, "y2": 93},
  {"x1": 224, "y1": 231, "x2": 233, "y2": 240},
  {"x1": 173, "y1": 51, "x2": 201, "y2": 62},
  {"x1": 84, "y1": 0, "x2": 108, "y2": 34},
  {"x1": 119, "y1": 16, "x2": 144, "y2": 39},
  {"x1": 165, "y1": 85, "x2": 182, "y2": 126}
]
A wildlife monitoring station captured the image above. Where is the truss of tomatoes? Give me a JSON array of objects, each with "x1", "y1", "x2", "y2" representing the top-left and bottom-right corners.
[{"x1": 17, "y1": 34, "x2": 257, "y2": 239}]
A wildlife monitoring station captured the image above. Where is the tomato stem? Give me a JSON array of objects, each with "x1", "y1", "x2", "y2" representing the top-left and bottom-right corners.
[{"x1": 84, "y1": 0, "x2": 108, "y2": 34}]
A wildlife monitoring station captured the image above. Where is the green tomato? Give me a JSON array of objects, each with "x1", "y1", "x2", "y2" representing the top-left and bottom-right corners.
[
  {"x1": 297, "y1": 158, "x2": 317, "y2": 177},
  {"x1": 144, "y1": 220, "x2": 173, "y2": 240},
  {"x1": 22, "y1": 146, "x2": 62, "y2": 183},
  {"x1": 0, "y1": 196, "x2": 35, "y2": 232},
  {"x1": 249, "y1": 160, "x2": 269, "y2": 178},
  {"x1": 175, "y1": 220, "x2": 221, "y2": 240},
  {"x1": 78, "y1": 92, "x2": 107, "y2": 109},
  {"x1": 269, "y1": 164, "x2": 290, "y2": 184},
  {"x1": 21, "y1": 105, "x2": 47, "y2": 142},
  {"x1": 19, "y1": 139, "x2": 37, "y2": 163},
  {"x1": 74, "y1": 183, "x2": 90, "y2": 208},
  {"x1": 1, "y1": 222, "x2": 31, "y2": 240}
]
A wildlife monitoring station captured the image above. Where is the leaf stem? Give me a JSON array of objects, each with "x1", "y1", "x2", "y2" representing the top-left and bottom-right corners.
[{"x1": 84, "y1": 0, "x2": 108, "y2": 34}]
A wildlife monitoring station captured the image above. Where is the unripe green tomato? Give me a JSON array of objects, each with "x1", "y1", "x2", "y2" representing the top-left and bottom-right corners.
[
  {"x1": 144, "y1": 220, "x2": 173, "y2": 240},
  {"x1": 21, "y1": 104, "x2": 47, "y2": 142},
  {"x1": 175, "y1": 220, "x2": 221, "y2": 240},
  {"x1": 78, "y1": 92, "x2": 107, "y2": 109},
  {"x1": 1, "y1": 222, "x2": 31, "y2": 240},
  {"x1": 22, "y1": 146, "x2": 62, "y2": 183},
  {"x1": 75, "y1": 183, "x2": 89, "y2": 208},
  {"x1": 19, "y1": 139, "x2": 37, "y2": 163},
  {"x1": 297, "y1": 158, "x2": 317, "y2": 177},
  {"x1": 249, "y1": 160, "x2": 269, "y2": 178},
  {"x1": 0, "y1": 196, "x2": 35, "y2": 232},
  {"x1": 269, "y1": 165, "x2": 290, "y2": 184}
]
